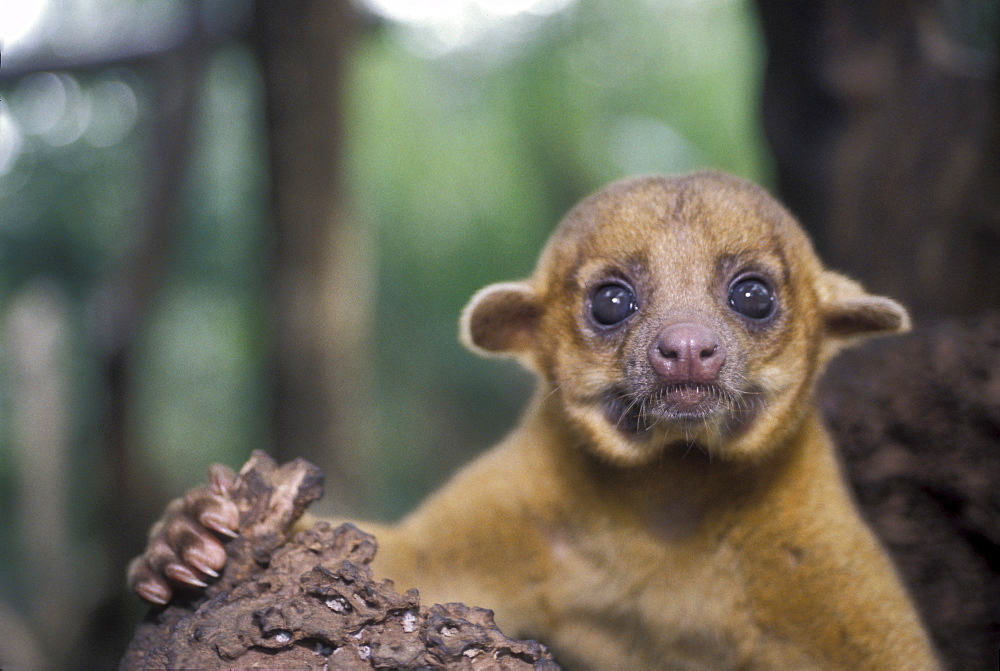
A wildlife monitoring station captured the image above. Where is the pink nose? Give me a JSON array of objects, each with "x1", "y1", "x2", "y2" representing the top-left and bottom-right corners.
[{"x1": 648, "y1": 322, "x2": 726, "y2": 384}]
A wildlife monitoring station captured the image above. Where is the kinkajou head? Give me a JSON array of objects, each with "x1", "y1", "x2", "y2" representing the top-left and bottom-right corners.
[{"x1": 462, "y1": 171, "x2": 909, "y2": 465}]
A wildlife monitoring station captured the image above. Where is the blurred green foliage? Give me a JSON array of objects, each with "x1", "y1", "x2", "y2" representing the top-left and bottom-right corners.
[{"x1": 131, "y1": 45, "x2": 271, "y2": 493}]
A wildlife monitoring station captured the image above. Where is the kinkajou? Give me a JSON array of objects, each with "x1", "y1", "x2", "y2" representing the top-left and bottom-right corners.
[{"x1": 130, "y1": 171, "x2": 938, "y2": 669}]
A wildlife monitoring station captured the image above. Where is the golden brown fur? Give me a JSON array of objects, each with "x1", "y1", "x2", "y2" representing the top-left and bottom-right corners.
[{"x1": 130, "y1": 171, "x2": 938, "y2": 669}]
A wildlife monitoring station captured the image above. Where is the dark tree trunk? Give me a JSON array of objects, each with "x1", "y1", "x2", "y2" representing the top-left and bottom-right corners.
[
  {"x1": 756, "y1": 0, "x2": 1000, "y2": 317},
  {"x1": 254, "y1": 0, "x2": 373, "y2": 501},
  {"x1": 82, "y1": 38, "x2": 207, "y2": 670}
]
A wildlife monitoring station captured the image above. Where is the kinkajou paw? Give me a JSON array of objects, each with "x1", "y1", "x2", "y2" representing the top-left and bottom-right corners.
[{"x1": 127, "y1": 464, "x2": 240, "y2": 604}]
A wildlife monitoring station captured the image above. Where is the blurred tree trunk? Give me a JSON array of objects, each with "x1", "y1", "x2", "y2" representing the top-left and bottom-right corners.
[
  {"x1": 756, "y1": 0, "x2": 1000, "y2": 317},
  {"x1": 253, "y1": 0, "x2": 374, "y2": 507},
  {"x1": 5, "y1": 284, "x2": 72, "y2": 668}
]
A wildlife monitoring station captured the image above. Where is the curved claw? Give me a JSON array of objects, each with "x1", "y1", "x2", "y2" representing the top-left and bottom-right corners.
[
  {"x1": 129, "y1": 462, "x2": 241, "y2": 605},
  {"x1": 201, "y1": 509, "x2": 239, "y2": 539},
  {"x1": 135, "y1": 580, "x2": 172, "y2": 606},
  {"x1": 165, "y1": 563, "x2": 209, "y2": 588}
]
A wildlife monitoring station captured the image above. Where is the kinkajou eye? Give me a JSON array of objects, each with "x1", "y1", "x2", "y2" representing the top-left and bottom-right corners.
[
  {"x1": 727, "y1": 277, "x2": 775, "y2": 320},
  {"x1": 590, "y1": 283, "x2": 638, "y2": 326}
]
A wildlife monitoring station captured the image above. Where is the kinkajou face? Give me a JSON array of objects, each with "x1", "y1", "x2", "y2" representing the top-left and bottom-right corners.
[{"x1": 463, "y1": 171, "x2": 907, "y2": 465}]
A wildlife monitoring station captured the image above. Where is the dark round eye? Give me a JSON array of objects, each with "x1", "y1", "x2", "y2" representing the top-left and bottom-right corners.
[
  {"x1": 591, "y1": 283, "x2": 638, "y2": 326},
  {"x1": 728, "y1": 278, "x2": 775, "y2": 320}
]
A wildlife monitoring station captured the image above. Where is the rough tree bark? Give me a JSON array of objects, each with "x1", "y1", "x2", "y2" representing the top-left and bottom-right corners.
[
  {"x1": 822, "y1": 312, "x2": 1000, "y2": 670},
  {"x1": 120, "y1": 452, "x2": 558, "y2": 670}
]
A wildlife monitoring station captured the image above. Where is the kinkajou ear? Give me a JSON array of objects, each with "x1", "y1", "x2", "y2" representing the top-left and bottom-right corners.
[
  {"x1": 460, "y1": 282, "x2": 541, "y2": 357},
  {"x1": 817, "y1": 270, "x2": 911, "y2": 340}
]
